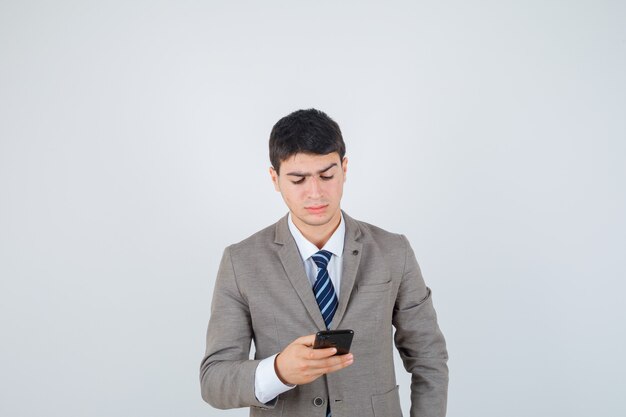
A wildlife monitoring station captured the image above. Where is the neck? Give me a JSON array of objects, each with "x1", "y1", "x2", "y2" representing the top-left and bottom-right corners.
[{"x1": 292, "y1": 210, "x2": 342, "y2": 249}]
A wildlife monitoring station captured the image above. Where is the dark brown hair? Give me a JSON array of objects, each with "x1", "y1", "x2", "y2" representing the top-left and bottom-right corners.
[{"x1": 269, "y1": 109, "x2": 346, "y2": 174}]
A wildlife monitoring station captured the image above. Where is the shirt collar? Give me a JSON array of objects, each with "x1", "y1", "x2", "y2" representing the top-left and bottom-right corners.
[{"x1": 287, "y1": 212, "x2": 345, "y2": 262}]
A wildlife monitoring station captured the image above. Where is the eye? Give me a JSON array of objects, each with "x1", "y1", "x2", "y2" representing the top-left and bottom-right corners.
[
  {"x1": 320, "y1": 175, "x2": 334, "y2": 181},
  {"x1": 291, "y1": 177, "x2": 305, "y2": 185}
]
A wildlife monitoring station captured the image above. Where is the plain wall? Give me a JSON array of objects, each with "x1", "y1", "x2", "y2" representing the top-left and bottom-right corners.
[{"x1": 1, "y1": 1, "x2": 625, "y2": 416}]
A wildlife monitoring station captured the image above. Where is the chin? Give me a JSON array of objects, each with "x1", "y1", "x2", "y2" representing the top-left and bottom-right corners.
[
  {"x1": 302, "y1": 210, "x2": 337, "y2": 225},
  {"x1": 306, "y1": 216, "x2": 331, "y2": 225}
]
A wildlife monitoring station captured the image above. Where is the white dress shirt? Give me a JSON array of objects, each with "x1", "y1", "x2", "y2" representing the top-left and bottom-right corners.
[{"x1": 254, "y1": 212, "x2": 346, "y2": 404}]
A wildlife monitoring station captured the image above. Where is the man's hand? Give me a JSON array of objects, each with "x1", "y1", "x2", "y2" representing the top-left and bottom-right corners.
[{"x1": 274, "y1": 334, "x2": 354, "y2": 386}]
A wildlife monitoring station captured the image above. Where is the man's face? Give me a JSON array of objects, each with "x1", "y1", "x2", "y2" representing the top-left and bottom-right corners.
[{"x1": 270, "y1": 152, "x2": 348, "y2": 229}]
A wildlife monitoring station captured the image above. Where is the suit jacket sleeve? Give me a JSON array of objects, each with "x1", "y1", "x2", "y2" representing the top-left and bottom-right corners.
[
  {"x1": 199, "y1": 245, "x2": 276, "y2": 410},
  {"x1": 393, "y1": 235, "x2": 449, "y2": 417}
]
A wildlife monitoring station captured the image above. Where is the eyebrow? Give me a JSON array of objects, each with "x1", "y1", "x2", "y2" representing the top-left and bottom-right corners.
[{"x1": 285, "y1": 162, "x2": 338, "y2": 177}]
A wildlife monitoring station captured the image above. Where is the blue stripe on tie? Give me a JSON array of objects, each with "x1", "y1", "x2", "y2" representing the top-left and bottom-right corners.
[
  {"x1": 321, "y1": 298, "x2": 334, "y2": 314},
  {"x1": 317, "y1": 286, "x2": 331, "y2": 304},
  {"x1": 318, "y1": 288, "x2": 332, "y2": 306},
  {"x1": 325, "y1": 297, "x2": 338, "y2": 317},
  {"x1": 315, "y1": 280, "x2": 330, "y2": 300},
  {"x1": 313, "y1": 271, "x2": 330, "y2": 298},
  {"x1": 323, "y1": 296, "x2": 337, "y2": 319}
]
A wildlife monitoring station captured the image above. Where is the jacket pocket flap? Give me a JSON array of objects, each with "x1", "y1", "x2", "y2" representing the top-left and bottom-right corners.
[{"x1": 358, "y1": 280, "x2": 392, "y2": 293}]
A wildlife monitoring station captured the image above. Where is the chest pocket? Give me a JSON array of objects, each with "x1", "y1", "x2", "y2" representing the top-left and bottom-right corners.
[
  {"x1": 357, "y1": 280, "x2": 392, "y2": 293},
  {"x1": 351, "y1": 280, "x2": 393, "y2": 324}
]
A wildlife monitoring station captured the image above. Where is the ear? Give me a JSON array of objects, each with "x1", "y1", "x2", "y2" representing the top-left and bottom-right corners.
[
  {"x1": 341, "y1": 157, "x2": 348, "y2": 183},
  {"x1": 269, "y1": 166, "x2": 280, "y2": 191}
]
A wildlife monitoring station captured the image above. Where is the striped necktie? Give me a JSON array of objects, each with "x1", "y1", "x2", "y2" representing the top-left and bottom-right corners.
[{"x1": 312, "y1": 249, "x2": 338, "y2": 329}]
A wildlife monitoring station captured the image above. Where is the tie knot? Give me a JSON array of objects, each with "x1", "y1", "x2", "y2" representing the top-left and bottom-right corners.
[{"x1": 312, "y1": 250, "x2": 332, "y2": 270}]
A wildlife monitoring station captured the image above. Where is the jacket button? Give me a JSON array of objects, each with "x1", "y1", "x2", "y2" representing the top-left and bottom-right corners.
[{"x1": 313, "y1": 397, "x2": 324, "y2": 407}]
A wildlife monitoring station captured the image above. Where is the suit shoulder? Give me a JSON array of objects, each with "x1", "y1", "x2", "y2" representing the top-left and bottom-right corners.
[
  {"x1": 226, "y1": 222, "x2": 277, "y2": 256},
  {"x1": 353, "y1": 218, "x2": 407, "y2": 248},
  {"x1": 354, "y1": 218, "x2": 401, "y2": 238}
]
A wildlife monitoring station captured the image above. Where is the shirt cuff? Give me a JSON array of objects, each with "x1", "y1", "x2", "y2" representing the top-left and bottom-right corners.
[{"x1": 254, "y1": 353, "x2": 296, "y2": 404}]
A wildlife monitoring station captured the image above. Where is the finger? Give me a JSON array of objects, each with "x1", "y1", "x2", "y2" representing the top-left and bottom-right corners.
[
  {"x1": 305, "y1": 353, "x2": 354, "y2": 370},
  {"x1": 294, "y1": 334, "x2": 317, "y2": 347},
  {"x1": 319, "y1": 354, "x2": 354, "y2": 375},
  {"x1": 306, "y1": 347, "x2": 337, "y2": 360}
]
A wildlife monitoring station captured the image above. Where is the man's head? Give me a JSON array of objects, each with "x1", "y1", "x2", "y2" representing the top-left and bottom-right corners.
[{"x1": 269, "y1": 109, "x2": 348, "y2": 233}]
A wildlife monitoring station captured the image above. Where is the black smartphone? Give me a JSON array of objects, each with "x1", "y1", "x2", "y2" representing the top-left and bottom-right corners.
[{"x1": 313, "y1": 329, "x2": 354, "y2": 355}]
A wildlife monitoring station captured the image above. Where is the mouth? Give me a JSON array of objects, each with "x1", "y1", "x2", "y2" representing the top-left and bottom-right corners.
[{"x1": 305, "y1": 204, "x2": 328, "y2": 214}]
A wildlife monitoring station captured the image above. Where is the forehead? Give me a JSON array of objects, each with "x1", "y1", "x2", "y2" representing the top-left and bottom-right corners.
[{"x1": 280, "y1": 152, "x2": 342, "y2": 173}]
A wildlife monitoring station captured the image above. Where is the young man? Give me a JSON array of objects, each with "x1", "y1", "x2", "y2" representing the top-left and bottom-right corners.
[{"x1": 200, "y1": 109, "x2": 448, "y2": 417}]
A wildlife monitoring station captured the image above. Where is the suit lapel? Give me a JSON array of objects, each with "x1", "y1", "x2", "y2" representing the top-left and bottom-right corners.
[
  {"x1": 275, "y1": 214, "x2": 327, "y2": 330},
  {"x1": 330, "y1": 211, "x2": 362, "y2": 330}
]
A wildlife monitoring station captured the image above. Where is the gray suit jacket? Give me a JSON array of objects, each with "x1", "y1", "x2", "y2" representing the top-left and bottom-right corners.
[{"x1": 200, "y1": 211, "x2": 448, "y2": 417}]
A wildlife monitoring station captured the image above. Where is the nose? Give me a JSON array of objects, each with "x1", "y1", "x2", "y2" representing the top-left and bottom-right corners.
[{"x1": 306, "y1": 176, "x2": 323, "y2": 199}]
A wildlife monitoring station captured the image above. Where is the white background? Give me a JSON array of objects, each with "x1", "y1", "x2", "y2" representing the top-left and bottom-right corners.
[{"x1": 1, "y1": 1, "x2": 625, "y2": 416}]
